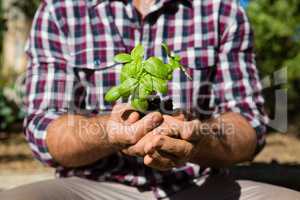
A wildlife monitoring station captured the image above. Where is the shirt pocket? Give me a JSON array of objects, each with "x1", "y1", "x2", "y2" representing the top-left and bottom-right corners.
[
  {"x1": 68, "y1": 47, "x2": 126, "y2": 70},
  {"x1": 169, "y1": 46, "x2": 217, "y2": 112},
  {"x1": 174, "y1": 46, "x2": 216, "y2": 70},
  {"x1": 67, "y1": 48, "x2": 126, "y2": 112}
]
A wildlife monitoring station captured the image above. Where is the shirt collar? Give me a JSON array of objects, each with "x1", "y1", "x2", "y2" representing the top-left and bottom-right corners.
[
  {"x1": 88, "y1": 0, "x2": 127, "y2": 8},
  {"x1": 88, "y1": 0, "x2": 192, "y2": 8}
]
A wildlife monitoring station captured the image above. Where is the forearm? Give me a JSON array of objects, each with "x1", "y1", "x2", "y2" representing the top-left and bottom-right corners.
[
  {"x1": 190, "y1": 112, "x2": 257, "y2": 168},
  {"x1": 46, "y1": 114, "x2": 117, "y2": 168}
]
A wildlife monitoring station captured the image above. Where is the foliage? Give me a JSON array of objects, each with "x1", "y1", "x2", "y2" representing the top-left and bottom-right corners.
[
  {"x1": 0, "y1": 0, "x2": 6, "y2": 54},
  {"x1": 0, "y1": 0, "x2": 40, "y2": 54},
  {"x1": 105, "y1": 43, "x2": 190, "y2": 112},
  {"x1": 11, "y1": 0, "x2": 40, "y2": 19},
  {"x1": 247, "y1": 0, "x2": 300, "y2": 115},
  {"x1": 0, "y1": 86, "x2": 25, "y2": 131},
  {"x1": 0, "y1": 0, "x2": 38, "y2": 131}
]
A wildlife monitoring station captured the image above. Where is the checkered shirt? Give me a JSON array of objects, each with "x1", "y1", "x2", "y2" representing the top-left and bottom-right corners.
[{"x1": 24, "y1": 0, "x2": 268, "y2": 198}]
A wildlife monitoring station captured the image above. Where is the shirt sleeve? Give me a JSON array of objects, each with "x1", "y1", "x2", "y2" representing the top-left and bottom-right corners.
[
  {"x1": 24, "y1": 1, "x2": 72, "y2": 167},
  {"x1": 212, "y1": 1, "x2": 269, "y2": 154}
]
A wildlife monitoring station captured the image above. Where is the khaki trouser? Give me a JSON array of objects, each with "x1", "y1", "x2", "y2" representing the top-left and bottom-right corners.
[{"x1": 1, "y1": 174, "x2": 300, "y2": 200}]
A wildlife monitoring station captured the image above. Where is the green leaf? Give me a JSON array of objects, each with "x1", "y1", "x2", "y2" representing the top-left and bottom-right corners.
[
  {"x1": 174, "y1": 55, "x2": 181, "y2": 62},
  {"x1": 169, "y1": 57, "x2": 192, "y2": 80},
  {"x1": 164, "y1": 63, "x2": 173, "y2": 73},
  {"x1": 144, "y1": 57, "x2": 169, "y2": 79},
  {"x1": 120, "y1": 59, "x2": 143, "y2": 83},
  {"x1": 169, "y1": 58, "x2": 181, "y2": 70},
  {"x1": 120, "y1": 63, "x2": 132, "y2": 83},
  {"x1": 105, "y1": 86, "x2": 121, "y2": 102},
  {"x1": 114, "y1": 53, "x2": 132, "y2": 63},
  {"x1": 140, "y1": 74, "x2": 153, "y2": 92},
  {"x1": 131, "y1": 44, "x2": 144, "y2": 59},
  {"x1": 131, "y1": 98, "x2": 149, "y2": 112},
  {"x1": 152, "y1": 76, "x2": 168, "y2": 94},
  {"x1": 119, "y1": 78, "x2": 138, "y2": 96},
  {"x1": 133, "y1": 57, "x2": 143, "y2": 76},
  {"x1": 139, "y1": 84, "x2": 151, "y2": 99}
]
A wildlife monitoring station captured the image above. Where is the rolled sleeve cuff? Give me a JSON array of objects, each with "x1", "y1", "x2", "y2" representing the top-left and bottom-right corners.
[
  {"x1": 212, "y1": 96, "x2": 269, "y2": 155},
  {"x1": 24, "y1": 111, "x2": 64, "y2": 167}
]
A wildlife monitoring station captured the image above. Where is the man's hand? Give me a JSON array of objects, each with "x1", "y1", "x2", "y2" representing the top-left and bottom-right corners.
[
  {"x1": 122, "y1": 123, "x2": 195, "y2": 171},
  {"x1": 143, "y1": 134, "x2": 194, "y2": 171},
  {"x1": 106, "y1": 104, "x2": 163, "y2": 149},
  {"x1": 122, "y1": 114, "x2": 198, "y2": 171},
  {"x1": 122, "y1": 113, "x2": 189, "y2": 157},
  {"x1": 46, "y1": 103, "x2": 163, "y2": 167},
  {"x1": 141, "y1": 115, "x2": 198, "y2": 170},
  {"x1": 122, "y1": 112, "x2": 257, "y2": 170}
]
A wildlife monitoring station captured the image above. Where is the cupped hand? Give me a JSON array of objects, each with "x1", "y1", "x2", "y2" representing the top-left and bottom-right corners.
[
  {"x1": 121, "y1": 113, "x2": 185, "y2": 157},
  {"x1": 106, "y1": 104, "x2": 163, "y2": 149},
  {"x1": 122, "y1": 114, "x2": 205, "y2": 171},
  {"x1": 143, "y1": 134, "x2": 194, "y2": 171}
]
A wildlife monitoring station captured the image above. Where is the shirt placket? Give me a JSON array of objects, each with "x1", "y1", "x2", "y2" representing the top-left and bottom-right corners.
[
  {"x1": 133, "y1": 1, "x2": 165, "y2": 56},
  {"x1": 139, "y1": 22, "x2": 151, "y2": 54},
  {"x1": 122, "y1": 3, "x2": 141, "y2": 47}
]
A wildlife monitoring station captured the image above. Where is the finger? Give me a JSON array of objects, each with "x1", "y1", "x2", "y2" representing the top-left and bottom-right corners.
[
  {"x1": 152, "y1": 115, "x2": 182, "y2": 138},
  {"x1": 157, "y1": 129, "x2": 180, "y2": 138},
  {"x1": 121, "y1": 137, "x2": 148, "y2": 157},
  {"x1": 145, "y1": 135, "x2": 193, "y2": 158},
  {"x1": 111, "y1": 103, "x2": 135, "y2": 122},
  {"x1": 111, "y1": 112, "x2": 163, "y2": 146},
  {"x1": 129, "y1": 112, "x2": 163, "y2": 142},
  {"x1": 144, "y1": 154, "x2": 153, "y2": 165},
  {"x1": 144, "y1": 149, "x2": 185, "y2": 169},
  {"x1": 121, "y1": 148, "x2": 144, "y2": 157},
  {"x1": 144, "y1": 154, "x2": 176, "y2": 171},
  {"x1": 124, "y1": 111, "x2": 140, "y2": 125},
  {"x1": 143, "y1": 134, "x2": 164, "y2": 155}
]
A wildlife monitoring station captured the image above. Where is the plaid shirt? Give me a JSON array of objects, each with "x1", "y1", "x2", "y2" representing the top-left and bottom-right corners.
[{"x1": 24, "y1": 0, "x2": 268, "y2": 198}]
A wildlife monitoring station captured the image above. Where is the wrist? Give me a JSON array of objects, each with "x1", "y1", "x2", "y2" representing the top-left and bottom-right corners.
[
  {"x1": 105, "y1": 120, "x2": 126, "y2": 151},
  {"x1": 95, "y1": 115, "x2": 122, "y2": 151},
  {"x1": 188, "y1": 119, "x2": 234, "y2": 167},
  {"x1": 186, "y1": 121, "x2": 214, "y2": 165},
  {"x1": 107, "y1": 134, "x2": 124, "y2": 151}
]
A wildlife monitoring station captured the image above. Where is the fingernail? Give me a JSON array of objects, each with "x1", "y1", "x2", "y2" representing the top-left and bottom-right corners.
[{"x1": 152, "y1": 114, "x2": 162, "y2": 124}]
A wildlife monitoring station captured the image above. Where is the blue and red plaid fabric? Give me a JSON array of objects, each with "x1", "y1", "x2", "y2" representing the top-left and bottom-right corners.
[{"x1": 24, "y1": 0, "x2": 268, "y2": 198}]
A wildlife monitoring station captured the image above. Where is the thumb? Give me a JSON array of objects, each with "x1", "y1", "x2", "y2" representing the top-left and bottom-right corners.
[
  {"x1": 111, "y1": 103, "x2": 135, "y2": 122},
  {"x1": 124, "y1": 111, "x2": 140, "y2": 125},
  {"x1": 129, "y1": 112, "x2": 163, "y2": 142}
]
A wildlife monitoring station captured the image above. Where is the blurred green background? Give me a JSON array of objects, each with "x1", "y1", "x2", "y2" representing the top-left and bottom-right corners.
[
  {"x1": 0, "y1": 0, "x2": 40, "y2": 132},
  {"x1": 248, "y1": 0, "x2": 300, "y2": 125}
]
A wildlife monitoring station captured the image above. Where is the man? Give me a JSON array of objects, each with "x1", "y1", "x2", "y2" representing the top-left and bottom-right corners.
[{"x1": 1, "y1": 0, "x2": 300, "y2": 199}]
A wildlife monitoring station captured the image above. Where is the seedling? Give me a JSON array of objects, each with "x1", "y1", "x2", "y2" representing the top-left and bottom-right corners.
[{"x1": 105, "y1": 43, "x2": 191, "y2": 112}]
